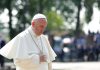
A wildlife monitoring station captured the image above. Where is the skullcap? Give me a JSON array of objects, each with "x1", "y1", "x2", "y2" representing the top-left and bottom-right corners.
[{"x1": 31, "y1": 13, "x2": 47, "y2": 23}]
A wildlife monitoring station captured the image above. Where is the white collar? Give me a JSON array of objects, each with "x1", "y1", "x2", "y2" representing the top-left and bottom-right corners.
[{"x1": 28, "y1": 26, "x2": 42, "y2": 38}]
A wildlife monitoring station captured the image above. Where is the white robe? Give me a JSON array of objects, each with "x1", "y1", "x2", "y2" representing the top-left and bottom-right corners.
[{"x1": 0, "y1": 26, "x2": 56, "y2": 70}]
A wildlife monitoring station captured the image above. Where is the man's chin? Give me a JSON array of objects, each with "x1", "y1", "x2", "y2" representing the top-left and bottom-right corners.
[{"x1": 37, "y1": 33, "x2": 43, "y2": 36}]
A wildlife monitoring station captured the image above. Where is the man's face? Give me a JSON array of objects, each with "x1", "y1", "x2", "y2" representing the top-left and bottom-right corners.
[{"x1": 32, "y1": 18, "x2": 47, "y2": 36}]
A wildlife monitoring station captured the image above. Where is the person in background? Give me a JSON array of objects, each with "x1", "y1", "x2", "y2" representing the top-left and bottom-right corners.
[
  {"x1": 0, "y1": 36, "x2": 6, "y2": 69},
  {"x1": 0, "y1": 13, "x2": 56, "y2": 70}
]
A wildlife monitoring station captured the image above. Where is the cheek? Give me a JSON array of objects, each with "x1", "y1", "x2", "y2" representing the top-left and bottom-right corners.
[
  {"x1": 37, "y1": 27, "x2": 44, "y2": 31},
  {"x1": 32, "y1": 22, "x2": 34, "y2": 27}
]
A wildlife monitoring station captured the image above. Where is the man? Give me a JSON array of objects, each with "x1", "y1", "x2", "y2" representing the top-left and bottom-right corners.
[{"x1": 0, "y1": 13, "x2": 56, "y2": 70}]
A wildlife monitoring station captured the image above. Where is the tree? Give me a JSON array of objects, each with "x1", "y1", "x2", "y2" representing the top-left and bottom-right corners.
[
  {"x1": 45, "y1": 10, "x2": 64, "y2": 34},
  {"x1": 0, "y1": 0, "x2": 31, "y2": 39},
  {"x1": 0, "y1": 0, "x2": 7, "y2": 31},
  {"x1": 0, "y1": 0, "x2": 59, "y2": 39},
  {"x1": 56, "y1": 0, "x2": 99, "y2": 37},
  {"x1": 5, "y1": 0, "x2": 14, "y2": 39},
  {"x1": 72, "y1": 0, "x2": 82, "y2": 37}
]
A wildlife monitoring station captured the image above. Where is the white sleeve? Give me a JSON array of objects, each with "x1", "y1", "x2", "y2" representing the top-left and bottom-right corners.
[
  {"x1": 0, "y1": 35, "x2": 20, "y2": 59},
  {"x1": 44, "y1": 35, "x2": 57, "y2": 62},
  {"x1": 14, "y1": 54, "x2": 40, "y2": 68}
]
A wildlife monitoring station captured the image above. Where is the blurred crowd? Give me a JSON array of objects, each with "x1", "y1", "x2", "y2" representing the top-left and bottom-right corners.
[
  {"x1": 0, "y1": 35, "x2": 6, "y2": 69},
  {"x1": 48, "y1": 31, "x2": 100, "y2": 62}
]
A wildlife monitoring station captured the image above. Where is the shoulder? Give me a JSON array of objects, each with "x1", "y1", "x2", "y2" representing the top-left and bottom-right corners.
[{"x1": 17, "y1": 29, "x2": 29, "y2": 39}]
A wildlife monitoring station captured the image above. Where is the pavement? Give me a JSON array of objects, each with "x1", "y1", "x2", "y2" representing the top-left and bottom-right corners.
[
  {"x1": 2, "y1": 62, "x2": 100, "y2": 70},
  {"x1": 52, "y1": 62, "x2": 100, "y2": 70}
]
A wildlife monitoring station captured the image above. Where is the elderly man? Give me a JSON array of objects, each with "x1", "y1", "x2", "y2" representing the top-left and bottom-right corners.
[{"x1": 0, "y1": 13, "x2": 56, "y2": 70}]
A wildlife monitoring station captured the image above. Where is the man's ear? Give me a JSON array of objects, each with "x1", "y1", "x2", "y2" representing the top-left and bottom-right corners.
[{"x1": 32, "y1": 21, "x2": 34, "y2": 27}]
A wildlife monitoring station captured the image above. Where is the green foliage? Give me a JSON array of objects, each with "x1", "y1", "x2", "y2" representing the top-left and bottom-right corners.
[
  {"x1": 85, "y1": 7, "x2": 93, "y2": 23},
  {"x1": 72, "y1": 0, "x2": 82, "y2": 6},
  {"x1": 57, "y1": 0, "x2": 74, "y2": 21},
  {"x1": 97, "y1": 0, "x2": 100, "y2": 9},
  {"x1": 0, "y1": 0, "x2": 6, "y2": 9},
  {"x1": 0, "y1": 23, "x2": 4, "y2": 30},
  {"x1": 84, "y1": 0, "x2": 95, "y2": 7},
  {"x1": 29, "y1": 0, "x2": 38, "y2": 15},
  {"x1": 0, "y1": 0, "x2": 100, "y2": 39},
  {"x1": 29, "y1": 0, "x2": 55, "y2": 15},
  {"x1": 45, "y1": 11, "x2": 64, "y2": 31},
  {"x1": 84, "y1": 0, "x2": 95, "y2": 23}
]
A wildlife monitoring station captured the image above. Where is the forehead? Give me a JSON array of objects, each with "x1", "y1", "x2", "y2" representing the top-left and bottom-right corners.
[{"x1": 35, "y1": 18, "x2": 47, "y2": 23}]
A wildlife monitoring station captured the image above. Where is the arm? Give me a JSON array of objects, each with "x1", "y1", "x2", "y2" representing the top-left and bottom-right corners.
[
  {"x1": 14, "y1": 54, "x2": 40, "y2": 68},
  {"x1": 14, "y1": 54, "x2": 47, "y2": 68}
]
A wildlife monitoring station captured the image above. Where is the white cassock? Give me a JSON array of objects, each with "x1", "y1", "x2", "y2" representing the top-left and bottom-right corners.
[{"x1": 0, "y1": 26, "x2": 57, "y2": 70}]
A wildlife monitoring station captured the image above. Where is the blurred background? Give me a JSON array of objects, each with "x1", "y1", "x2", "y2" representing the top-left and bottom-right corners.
[{"x1": 0, "y1": 0, "x2": 100, "y2": 70}]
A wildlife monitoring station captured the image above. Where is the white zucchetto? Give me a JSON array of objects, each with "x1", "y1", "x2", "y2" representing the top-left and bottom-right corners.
[{"x1": 31, "y1": 13, "x2": 47, "y2": 23}]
